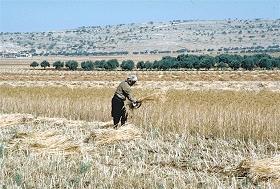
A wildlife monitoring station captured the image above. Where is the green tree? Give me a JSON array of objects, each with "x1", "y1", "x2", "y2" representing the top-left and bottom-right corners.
[
  {"x1": 81, "y1": 61, "x2": 94, "y2": 71},
  {"x1": 65, "y1": 60, "x2": 78, "y2": 71},
  {"x1": 160, "y1": 56, "x2": 179, "y2": 70},
  {"x1": 30, "y1": 61, "x2": 39, "y2": 68},
  {"x1": 187, "y1": 55, "x2": 199, "y2": 69},
  {"x1": 227, "y1": 55, "x2": 242, "y2": 70},
  {"x1": 152, "y1": 60, "x2": 160, "y2": 70},
  {"x1": 94, "y1": 60, "x2": 106, "y2": 69},
  {"x1": 241, "y1": 57, "x2": 255, "y2": 70},
  {"x1": 200, "y1": 56, "x2": 214, "y2": 70},
  {"x1": 144, "y1": 61, "x2": 153, "y2": 70},
  {"x1": 192, "y1": 56, "x2": 204, "y2": 70},
  {"x1": 40, "y1": 60, "x2": 50, "y2": 69},
  {"x1": 177, "y1": 54, "x2": 187, "y2": 65},
  {"x1": 53, "y1": 61, "x2": 64, "y2": 70},
  {"x1": 258, "y1": 57, "x2": 272, "y2": 70},
  {"x1": 104, "y1": 59, "x2": 119, "y2": 70},
  {"x1": 121, "y1": 60, "x2": 134, "y2": 70},
  {"x1": 229, "y1": 60, "x2": 241, "y2": 70},
  {"x1": 177, "y1": 54, "x2": 194, "y2": 69},
  {"x1": 252, "y1": 54, "x2": 271, "y2": 67},
  {"x1": 215, "y1": 54, "x2": 231, "y2": 64},
  {"x1": 136, "y1": 61, "x2": 145, "y2": 69},
  {"x1": 271, "y1": 57, "x2": 280, "y2": 69}
]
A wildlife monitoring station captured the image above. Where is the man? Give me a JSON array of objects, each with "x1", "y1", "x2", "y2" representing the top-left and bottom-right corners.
[{"x1": 111, "y1": 75, "x2": 139, "y2": 129}]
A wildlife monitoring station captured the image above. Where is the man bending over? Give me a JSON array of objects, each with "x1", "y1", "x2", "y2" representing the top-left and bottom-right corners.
[{"x1": 111, "y1": 75, "x2": 139, "y2": 129}]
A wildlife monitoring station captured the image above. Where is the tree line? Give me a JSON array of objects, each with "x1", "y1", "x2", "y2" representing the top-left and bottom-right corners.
[
  {"x1": 30, "y1": 53, "x2": 280, "y2": 71},
  {"x1": 30, "y1": 59, "x2": 134, "y2": 71}
]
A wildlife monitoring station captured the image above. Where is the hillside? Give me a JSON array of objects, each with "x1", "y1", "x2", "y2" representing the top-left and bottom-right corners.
[{"x1": 1, "y1": 19, "x2": 280, "y2": 58}]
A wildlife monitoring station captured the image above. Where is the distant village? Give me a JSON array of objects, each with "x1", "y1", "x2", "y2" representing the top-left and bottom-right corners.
[{"x1": 1, "y1": 51, "x2": 32, "y2": 58}]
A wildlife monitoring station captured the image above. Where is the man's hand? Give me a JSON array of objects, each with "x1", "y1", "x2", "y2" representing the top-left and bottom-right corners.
[
  {"x1": 132, "y1": 102, "x2": 137, "y2": 107},
  {"x1": 132, "y1": 101, "x2": 142, "y2": 109}
]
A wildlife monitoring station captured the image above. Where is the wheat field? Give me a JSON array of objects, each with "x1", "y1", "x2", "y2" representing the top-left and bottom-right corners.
[
  {"x1": 0, "y1": 69, "x2": 280, "y2": 188},
  {"x1": 0, "y1": 86, "x2": 279, "y2": 142}
]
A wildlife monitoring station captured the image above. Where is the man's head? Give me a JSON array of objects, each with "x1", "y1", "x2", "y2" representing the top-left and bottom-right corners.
[{"x1": 127, "y1": 75, "x2": 138, "y2": 86}]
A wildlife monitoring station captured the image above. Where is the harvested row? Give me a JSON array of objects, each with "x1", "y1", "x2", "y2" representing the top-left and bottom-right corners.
[
  {"x1": 1, "y1": 114, "x2": 143, "y2": 154},
  {"x1": 0, "y1": 113, "x2": 279, "y2": 188},
  {"x1": 1, "y1": 80, "x2": 280, "y2": 92}
]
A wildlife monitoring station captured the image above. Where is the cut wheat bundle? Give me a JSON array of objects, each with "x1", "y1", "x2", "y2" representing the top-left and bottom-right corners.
[
  {"x1": 84, "y1": 124, "x2": 142, "y2": 145},
  {"x1": 234, "y1": 155, "x2": 280, "y2": 185},
  {"x1": 8, "y1": 130, "x2": 81, "y2": 154},
  {"x1": 0, "y1": 113, "x2": 33, "y2": 127}
]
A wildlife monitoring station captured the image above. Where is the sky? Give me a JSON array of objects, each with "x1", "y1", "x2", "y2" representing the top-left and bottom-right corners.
[{"x1": 0, "y1": 0, "x2": 279, "y2": 32}]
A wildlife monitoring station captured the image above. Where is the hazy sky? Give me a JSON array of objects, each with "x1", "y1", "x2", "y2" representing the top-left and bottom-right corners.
[{"x1": 0, "y1": 0, "x2": 279, "y2": 32}]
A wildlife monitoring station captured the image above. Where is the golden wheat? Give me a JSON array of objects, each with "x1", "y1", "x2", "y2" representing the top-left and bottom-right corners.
[
  {"x1": 0, "y1": 86, "x2": 279, "y2": 142},
  {"x1": 234, "y1": 155, "x2": 280, "y2": 185}
]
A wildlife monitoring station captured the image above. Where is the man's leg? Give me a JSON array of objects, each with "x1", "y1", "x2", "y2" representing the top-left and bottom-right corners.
[
  {"x1": 120, "y1": 107, "x2": 128, "y2": 126},
  {"x1": 113, "y1": 115, "x2": 121, "y2": 128},
  {"x1": 112, "y1": 96, "x2": 123, "y2": 129}
]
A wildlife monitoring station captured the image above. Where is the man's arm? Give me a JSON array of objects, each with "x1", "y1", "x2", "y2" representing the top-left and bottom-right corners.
[{"x1": 122, "y1": 83, "x2": 136, "y2": 102}]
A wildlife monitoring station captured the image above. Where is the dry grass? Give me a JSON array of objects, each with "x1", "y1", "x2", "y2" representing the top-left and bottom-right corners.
[
  {"x1": 2, "y1": 80, "x2": 280, "y2": 92},
  {"x1": 1, "y1": 68, "x2": 280, "y2": 82},
  {"x1": 1, "y1": 65, "x2": 280, "y2": 92}
]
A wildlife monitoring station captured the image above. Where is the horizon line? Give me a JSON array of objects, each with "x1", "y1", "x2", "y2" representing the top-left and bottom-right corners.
[{"x1": 1, "y1": 17, "x2": 279, "y2": 34}]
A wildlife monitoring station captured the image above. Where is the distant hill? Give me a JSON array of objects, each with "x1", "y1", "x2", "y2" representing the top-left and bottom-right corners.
[{"x1": 1, "y1": 19, "x2": 280, "y2": 58}]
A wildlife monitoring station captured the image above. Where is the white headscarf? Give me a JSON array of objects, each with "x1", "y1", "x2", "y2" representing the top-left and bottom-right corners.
[{"x1": 127, "y1": 75, "x2": 138, "y2": 82}]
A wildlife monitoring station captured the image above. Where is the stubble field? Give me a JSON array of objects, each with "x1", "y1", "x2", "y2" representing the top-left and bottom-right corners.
[{"x1": 0, "y1": 63, "x2": 280, "y2": 188}]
